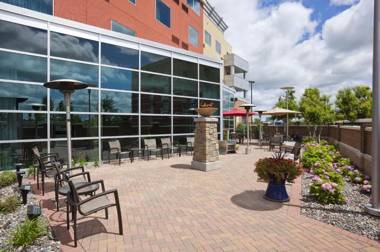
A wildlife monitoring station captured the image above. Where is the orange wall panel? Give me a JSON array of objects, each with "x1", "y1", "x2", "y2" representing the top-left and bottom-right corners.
[{"x1": 54, "y1": 0, "x2": 203, "y2": 54}]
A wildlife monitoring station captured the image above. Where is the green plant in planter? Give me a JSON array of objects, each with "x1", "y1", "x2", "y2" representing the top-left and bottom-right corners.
[
  {"x1": 0, "y1": 171, "x2": 17, "y2": 188},
  {"x1": 0, "y1": 195, "x2": 21, "y2": 213},
  {"x1": 8, "y1": 218, "x2": 48, "y2": 248},
  {"x1": 255, "y1": 154, "x2": 302, "y2": 183}
]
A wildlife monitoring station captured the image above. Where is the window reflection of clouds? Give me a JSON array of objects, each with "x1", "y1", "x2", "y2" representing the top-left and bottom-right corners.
[
  {"x1": 0, "y1": 20, "x2": 47, "y2": 54},
  {"x1": 0, "y1": 51, "x2": 47, "y2": 82},
  {"x1": 101, "y1": 43, "x2": 139, "y2": 69},
  {"x1": 101, "y1": 91, "x2": 138, "y2": 113},
  {"x1": 50, "y1": 59, "x2": 98, "y2": 85},
  {"x1": 101, "y1": 67, "x2": 138, "y2": 91},
  {"x1": 0, "y1": 82, "x2": 46, "y2": 110},
  {"x1": 50, "y1": 89, "x2": 98, "y2": 112},
  {"x1": 50, "y1": 32, "x2": 98, "y2": 63}
]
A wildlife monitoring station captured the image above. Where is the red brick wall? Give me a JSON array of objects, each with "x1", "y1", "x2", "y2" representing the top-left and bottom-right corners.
[{"x1": 54, "y1": 0, "x2": 203, "y2": 54}]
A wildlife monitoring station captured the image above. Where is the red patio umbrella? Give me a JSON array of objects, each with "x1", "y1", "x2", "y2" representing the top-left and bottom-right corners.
[{"x1": 223, "y1": 107, "x2": 256, "y2": 117}]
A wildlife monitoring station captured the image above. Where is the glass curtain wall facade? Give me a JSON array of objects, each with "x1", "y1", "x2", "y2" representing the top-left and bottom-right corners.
[
  {"x1": 223, "y1": 87, "x2": 235, "y2": 137},
  {"x1": 0, "y1": 7, "x2": 221, "y2": 170}
]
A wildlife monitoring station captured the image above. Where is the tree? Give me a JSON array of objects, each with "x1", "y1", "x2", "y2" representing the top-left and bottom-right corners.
[
  {"x1": 335, "y1": 85, "x2": 372, "y2": 122},
  {"x1": 299, "y1": 88, "x2": 334, "y2": 141},
  {"x1": 354, "y1": 85, "x2": 372, "y2": 119},
  {"x1": 335, "y1": 88, "x2": 359, "y2": 122}
]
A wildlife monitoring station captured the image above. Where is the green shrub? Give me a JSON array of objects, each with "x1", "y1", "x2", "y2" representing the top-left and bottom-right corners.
[
  {"x1": 0, "y1": 171, "x2": 17, "y2": 188},
  {"x1": 0, "y1": 195, "x2": 21, "y2": 213},
  {"x1": 302, "y1": 136, "x2": 316, "y2": 144},
  {"x1": 302, "y1": 143, "x2": 335, "y2": 168},
  {"x1": 9, "y1": 218, "x2": 48, "y2": 248},
  {"x1": 27, "y1": 166, "x2": 36, "y2": 177}
]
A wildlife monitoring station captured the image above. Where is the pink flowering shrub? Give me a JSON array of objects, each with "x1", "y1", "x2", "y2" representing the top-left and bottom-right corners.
[{"x1": 310, "y1": 178, "x2": 345, "y2": 204}]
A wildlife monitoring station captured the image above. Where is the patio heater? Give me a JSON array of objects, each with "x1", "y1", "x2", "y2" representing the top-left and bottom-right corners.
[
  {"x1": 240, "y1": 103, "x2": 256, "y2": 154},
  {"x1": 44, "y1": 80, "x2": 90, "y2": 169},
  {"x1": 280, "y1": 86, "x2": 294, "y2": 140},
  {"x1": 255, "y1": 109, "x2": 266, "y2": 147},
  {"x1": 365, "y1": 0, "x2": 380, "y2": 216}
]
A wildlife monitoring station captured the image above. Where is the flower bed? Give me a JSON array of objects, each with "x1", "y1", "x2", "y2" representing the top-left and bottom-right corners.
[
  {"x1": 0, "y1": 173, "x2": 60, "y2": 251},
  {"x1": 300, "y1": 140, "x2": 379, "y2": 240}
]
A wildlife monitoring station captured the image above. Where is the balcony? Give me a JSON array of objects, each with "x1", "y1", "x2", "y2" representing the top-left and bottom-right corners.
[
  {"x1": 224, "y1": 74, "x2": 250, "y2": 92},
  {"x1": 224, "y1": 53, "x2": 249, "y2": 73}
]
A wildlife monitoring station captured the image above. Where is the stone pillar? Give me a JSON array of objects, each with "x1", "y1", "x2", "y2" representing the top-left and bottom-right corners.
[{"x1": 191, "y1": 117, "x2": 220, "y2": 171}]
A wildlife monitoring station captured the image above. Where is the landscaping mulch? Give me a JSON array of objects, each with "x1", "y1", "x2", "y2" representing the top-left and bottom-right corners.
[
  {"x1": 300, "y1": 172, "x2": 380, "y2": 241},
  {"x1": 0, "y1": 184, "x2": 60, "y2": 252}
]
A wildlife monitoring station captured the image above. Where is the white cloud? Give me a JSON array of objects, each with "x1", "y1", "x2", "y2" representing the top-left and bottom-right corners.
[{"x1": 209, "y1": 0, "x2": 373, "y2": 109}]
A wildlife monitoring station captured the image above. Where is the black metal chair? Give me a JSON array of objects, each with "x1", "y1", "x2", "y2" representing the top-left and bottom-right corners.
[
  {"x1": 160, "y1": 137, "x2": 179, "y2": 158},
  {"x1": 144, "y1": 139, "x2": 164, "y2": 160},
  {"x1": 107, "y1": 140, "x2": 133, "y2": 165},
  {"x1": 269, "y1": 134, "x2": 283, "y2": 151},
  {"x1": 278, "y1": 142, "x2": 302, "y2": 161},
  {"x1": 32, "y1": 146, "x2": 63, "y2": 195},
  {"x1": 66, "y1": 179, "x2": 123, "y2": 247},
  {"x1": 179, "y1": 137, "x2": 194, "y2": 155}
]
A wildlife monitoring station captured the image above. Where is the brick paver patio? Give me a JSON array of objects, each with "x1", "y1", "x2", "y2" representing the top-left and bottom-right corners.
[{"x1": 36, "y1": 147, "x2": 380, "y2": 251}]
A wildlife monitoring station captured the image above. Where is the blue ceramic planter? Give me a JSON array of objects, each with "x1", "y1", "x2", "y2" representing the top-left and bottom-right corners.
[{"x1": 264, "y1": 178, "x2": 289, "y2": 202}]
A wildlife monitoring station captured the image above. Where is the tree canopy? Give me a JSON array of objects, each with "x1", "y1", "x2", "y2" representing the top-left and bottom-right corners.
[
  {"x1": 299, "y1": 88, "x2": 334, "y2": 125},
  {"x1": 335, "y1": 85, "x2": 372, "y2": 122}
]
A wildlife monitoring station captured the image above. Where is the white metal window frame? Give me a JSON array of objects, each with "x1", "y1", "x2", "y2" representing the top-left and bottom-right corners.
[{"x1": 0, "y1": 4, "x2": 223, "y2": 162}]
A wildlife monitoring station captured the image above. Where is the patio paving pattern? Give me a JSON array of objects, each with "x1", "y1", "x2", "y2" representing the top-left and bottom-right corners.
[{"x1": 37, "y1": 147, "x2": 380, "y2": 251}]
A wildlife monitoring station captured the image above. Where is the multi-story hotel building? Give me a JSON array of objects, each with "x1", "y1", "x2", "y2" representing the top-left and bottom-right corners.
[{"x1": 0, "y1": 0, "x2": 223, "y2": 169}]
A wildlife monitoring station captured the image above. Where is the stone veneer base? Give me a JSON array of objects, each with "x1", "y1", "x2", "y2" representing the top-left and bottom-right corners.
[{"x1": 191, "y1": 160, "x2": 221, "y2": 172}]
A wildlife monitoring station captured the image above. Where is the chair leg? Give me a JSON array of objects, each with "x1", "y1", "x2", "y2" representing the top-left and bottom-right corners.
[
  {"x1": 42, "y1": 174, "x2": 45, "y2": 196},
  {"x1": 66, "y1": 202, "x2": 70, "y2": 229},
  {"x1": 73, "y1": 208, "x2": 77, "y2": 247},
  {"x1": 37, "y1": 172, "x2": 39, "y2": 189},
  {"x1": 118, "y1": 153, "x2": 121, "y2": 165},
  {"x1": 33, "y1": 166, "x2": 36, "y2": 180},
  {"x1": 55, "y1": 181, "x2": 59, "y2": 211},
  {"x1": 116, "y1": 204, "x2": 123, "y2": 235},
  {"x1": 105, "y1": 208, "x2": 108, "y2": 219}
]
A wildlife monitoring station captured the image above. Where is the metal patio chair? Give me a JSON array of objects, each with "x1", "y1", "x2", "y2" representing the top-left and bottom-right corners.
[
  {"x1": 179, "y1": 137, "x2": 194, "y2": 155},
  {"x1": 66, "y1": 179, "x2": 123, "y2": 247},
  {"x1": 143, "y1": 139, "x2": 164, "y2": 160},
  {"x1": 160, "y1": 137, "x2": 179, "y2": 158},
  {"x1": 107, "y1": 140, "x2": 133, "y2": 165},
  {"x1": 269, "y1": 134, "x2": 283, "y2": 151}
]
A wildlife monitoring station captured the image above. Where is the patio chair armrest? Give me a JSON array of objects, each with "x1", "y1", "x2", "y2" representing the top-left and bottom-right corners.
[
  {"x1": 67, "y1": 171, "x2": 91, "y2": 182},
  {"x1": 62, "y1": 166, "x2": 85, "y2": 173},
  {"x1": 40, "y1": 153, "x2": 59, "y2": 160},
  {"x1": 78, "y1": 189, "x2": 119, "y2": 206},
  {"x1": 187, "y1": 142, "x2": 193, "y2": 147},
  {"x1": 144, "y1": 144, "x2": 149, "y2": 150},
  {"x1": 75, "y1": 180, "x2": 105, "y2": 192},
  {"x1": 161, "y1": 143, "x2": 169, "y2": 149}
]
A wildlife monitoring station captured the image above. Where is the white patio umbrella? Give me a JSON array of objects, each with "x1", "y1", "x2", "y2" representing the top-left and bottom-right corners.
[{"x1": 263, "y1": 107, "x2": 301, "y2": 138}]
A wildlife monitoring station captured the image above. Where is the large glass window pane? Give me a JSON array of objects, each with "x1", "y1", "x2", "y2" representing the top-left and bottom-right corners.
[
  {"x1": 141, "y1": 116, "x2": 171, "y2": 135},
  {"x1": 188, "y1": 26, "x2": 198, "y2": 47},
  {"x1": 173, "y1": 117, "x2": 195, "y2": 134},
  {"x1": 200, "y1": 82, "x2": 220, "y2": 99},
  {"x1": 141, "y1": 94, "x2": 171, "y2": 114},
  {"x1": 51, "y1": 89, "x2": 98, "y2": 112},
  {"x1": 205, "y1": 31, "x2": 211, "y2": 46},
  {"x1": 156, "y1": 0, "x2": 171, "y2": 28},
  {"x1": 0, "y1": 51, "x2": 46, "y2": 82},
  {"x1": 0, "y1": 0, "x2": 53, "y2": 14},
  {"x1": 101, "y1": 67, "x2": 138, "y2": 91},
  {"x1": 173, "y1": 97, "x2": 197, "y2": 115},
  {"x1": 0, "y1": 113, "x2": 47, "y2": 140},
  {"x1": 173, "y1": 59, "x2": 197, "y2": 79},
  {"x1": 102, "y1": 138, "x2": 138, "y2": 161},
  {"x1": 111, "y1": 20, "x2": 136, "y2": 37},
  {"x1": 141, "y1": 51, "x2": 171, "y2": 74},
  {"x1": 0, "y1": 20, "x2": 47, "y2": 54},
  {"x1": 199, "y1": 64, "x2": 220, "y2": 83},
  {"x1": 101, "y1": 43, "x2": 139, "y2": 69},
  {"x1": 141, "y1": 73, "x2": 171, "y2": 94},
  {"x1": 216, "y1": 40, "x2": 221, "y2": 55},
  {"x1": 173, "y1": 135, "x2": 193, "y2": 145},
  {"x1": 101, "y1": 91, "x2": 138, "y2": 113},
  {"x1": 173, "y1": 78, "x2": 197, "y2": 97},
  {"x1": 50, "y1": 59, "x2": 98, "y2": 85},
  {"x1": 200, "y1": 99, "x2": 220, "y2": 116},
  {"x1": 223, "y1": 89, "x2": 234, "y2": 111},
  {"x1": 51, "y1": 140, "x2": 99, "y2": 163},
  {"x1": 50, "y1": 114, "x2": 98, "y2": 138},
  {"x1": 102, "y1": 115, "x2": 138, "y2": 136},
  {"x1": 0, "y1": 82, "x2": 47, "y2": 111},
  {"x1": 50, "y1": 32, "x2": 98, "y2": 63},
  {"x1": 0, "y1": 142, "x2": 47, "y2": 170}
]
